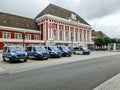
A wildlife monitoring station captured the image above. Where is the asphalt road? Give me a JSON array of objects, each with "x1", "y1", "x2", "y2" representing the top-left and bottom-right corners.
[{"x1": 0, "y1": 55, "x2": 120, "y2": 90}]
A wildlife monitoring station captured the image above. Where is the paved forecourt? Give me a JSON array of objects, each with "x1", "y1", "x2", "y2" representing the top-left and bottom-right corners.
[{"x1": 0, "y1": 51, "x2": 120, "y2": 74}]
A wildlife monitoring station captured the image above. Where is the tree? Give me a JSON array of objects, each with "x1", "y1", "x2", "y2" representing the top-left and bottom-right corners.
[
  {"x1": 94, "y1": 37, "x2": 112, "y2": 50},
  {"x1": 94, "y1": 37, "x2": 105, "y2": 48},
  {"x1": 104, "y1": 37, "x2": 112, "y2": 46}
]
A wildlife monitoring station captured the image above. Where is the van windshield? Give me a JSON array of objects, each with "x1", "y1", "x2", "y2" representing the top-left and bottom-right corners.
[
  {"x1": 50, "y1": 46, "x2": 58, "y2": 51},
  {"x1": 81, "y1": 47, "x2": 88, "y2": 50},
  {"x1": 61, "y1": 46, "x2": 69, "y2": 50},
  {"x1": 9, "y1": 46, "x2": 24, "y2": 52},
  {"x1": 35, "y1": 46, "x2": 46, "y2": 51}
]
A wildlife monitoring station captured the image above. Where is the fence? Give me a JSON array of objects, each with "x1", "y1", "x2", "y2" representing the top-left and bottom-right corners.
[{"x1": 108, "y1": 43, "x2": 120, "y2": 52}]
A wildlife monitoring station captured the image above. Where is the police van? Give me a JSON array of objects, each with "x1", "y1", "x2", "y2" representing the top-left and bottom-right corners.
[
  {"x1": 26, "y1": 45, "x2": 49, "y2": 60},
  {"x1": 2, "y1": 44, "x2": 28, "y2": 63}
]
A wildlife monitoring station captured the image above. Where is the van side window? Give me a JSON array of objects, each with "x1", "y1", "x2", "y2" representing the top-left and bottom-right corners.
[
  {"x1": 26, "y1": 47, "x2": 32, "y2": 51},
  {"x1": 3, "y1": 47, "x2": 7, "y2": 52},
  {"x1": 48, "y1": 47, "x2": 51, "y2": 51},
  {"x1": 33, "y1": 47, "x2": 36, "y2": 52}
]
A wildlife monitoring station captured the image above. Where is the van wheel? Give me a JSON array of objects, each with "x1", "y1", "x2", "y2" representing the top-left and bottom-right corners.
[
  {"x1": 74, "y1": 52, "x2": 76, "y2": 55},
  {"x1": 35, "y1": 56, "x2": 39, "y2": 60},
  {"x1": 24, "y1": 59, "x2": 27, "y2": 62},
  {"x1": 3, "y1": 56, "x2": 6, "y2": 62},
  {"x1": 9, "y1": 58, "x2": 13, "y2": 63}
]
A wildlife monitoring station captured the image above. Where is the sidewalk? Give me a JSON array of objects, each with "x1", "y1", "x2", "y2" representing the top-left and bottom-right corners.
[{"x1": 94, "y1": 73, "x2": 120, "y2": 90}]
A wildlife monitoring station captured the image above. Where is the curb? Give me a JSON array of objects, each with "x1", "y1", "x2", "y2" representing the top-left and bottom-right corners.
[{"x1": 93, "y1": 73, "x2": 120, "y2": 90}]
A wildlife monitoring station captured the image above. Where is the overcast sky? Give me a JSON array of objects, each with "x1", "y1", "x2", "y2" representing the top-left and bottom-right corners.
[{"x1": 0, "y1": 0, "x2": 120, "y2": 38}]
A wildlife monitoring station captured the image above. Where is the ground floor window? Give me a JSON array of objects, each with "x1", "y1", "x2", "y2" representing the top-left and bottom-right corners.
[
  {"x1": 65, "y1": 31, "x2": 69, "y2": 41},
  {"x1": 15, "y1": 33, "x2": 22, "y2": 39},
  {"x1": 84, "y1": 33, "x2": 86, "y2": 42},
  {"x1": 80, "y1": 33, "x2": 82, "y2": 41},
  {"x1": 59, "y1": 30, "x2": 63, "y2": 40},
  {"x1": 2, "y1": 32, "x2": 11, "y2": 39},
  {"x1": 26, "y1": 34, "x2": 31, "y2": 40},
  {"x1": 34, "y1": 35, "x2": 40, "y2": 40},
  {"x1": 53, "y1": 29, "x2": 57, "y2": 40},
  {"x1": 71, "y1": 32, "x2": 74, "y2": 41},
  {"x1": 75, "y1": 32, "x2": 78, "y2": 41}
]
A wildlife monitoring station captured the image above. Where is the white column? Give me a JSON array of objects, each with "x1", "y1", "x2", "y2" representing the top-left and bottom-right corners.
[
  {"x1": 86, "y1": 30, "x2": 88, "y2": 42},
  {"x1": 89, "y1": 30, "x2": 92, "y2": 43},
  {"x1": 69, "y1": 26, "x2": 71, "y2": 41},
  {"x1": 51, "y1": 27, "x2": 52, "y2": 40},
  {"x1": 77, "y1": 29, "x2": 80, "y2": 42},
  {"x1": 73, "y1": 28, "x2": 75, "y2": 41},
  {"x1": 48, "y1": 20, "x2": 50, "y2": 40},
  {"x1": 51, "y1": 23, "x2": 53, "y2": 40},
  {"x1": 63, "y1": 25, "x2": 65, "y2": 41},
  {"x1": 113, "y1": 43, "x2": 116, "y2": 51},
  {"x1": 43, "y1": 23, "x2": 46, "y2": 41},
  {"x1": 57, "y1": 23, "x2": 59, "y2": 41}
]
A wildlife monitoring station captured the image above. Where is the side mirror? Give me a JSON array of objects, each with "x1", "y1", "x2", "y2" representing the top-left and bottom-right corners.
[{"x1": 8, "y1": 50, "x2": 10, "y2": 52}]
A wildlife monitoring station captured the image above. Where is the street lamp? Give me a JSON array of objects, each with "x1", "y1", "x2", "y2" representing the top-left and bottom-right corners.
[
  {"x1": 71, "y1": 36, "x2": 74, "y2": 49},
  {"x1": 22, "y1": 31, "x2": 26, "y2": 48}
]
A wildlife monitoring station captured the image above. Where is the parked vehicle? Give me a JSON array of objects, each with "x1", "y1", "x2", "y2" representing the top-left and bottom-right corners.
[
  {"x1": 73, "y1": 46, "x2": 91, "y2": 55},
  {"x1": 45, "y1": 46, "x2": 62, "y2": 58},
  {"x1": 26, "y1": 45, "x2": 49, "y2": 60},
  {"x1": 2, "y1": 44, "x2": 28, "y2": 63},
  {"x1": 57, "y1": 45, "x2": 72, "y2": 57}
]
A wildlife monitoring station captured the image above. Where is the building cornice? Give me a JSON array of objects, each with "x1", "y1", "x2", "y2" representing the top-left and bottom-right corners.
[
  {"x1": 36, "y1": 14, "x2": 92, "y2": 29},
  {"x1": 0, "y1": 38, "x2": 44, "y2": 43},
  {"x1": 0, "y1": 26, "x2": 41, "y2": 34}
]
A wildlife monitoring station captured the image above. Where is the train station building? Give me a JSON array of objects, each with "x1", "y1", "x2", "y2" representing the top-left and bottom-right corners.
[{"x1": 0, "y1": 4, "x2": 92, "y2": 50}]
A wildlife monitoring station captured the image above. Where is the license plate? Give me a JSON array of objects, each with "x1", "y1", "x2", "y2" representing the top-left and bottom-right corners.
[
  {"x1": 29, "y1": 56, "x2": 35, "y2": 58},
  {"x1": 20, "y1": 59, "x2": 24, "y2": 61}
]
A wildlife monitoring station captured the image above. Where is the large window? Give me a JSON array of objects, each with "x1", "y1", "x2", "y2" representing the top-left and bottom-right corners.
[
  {"x1": 59, "y1": 30, "x2": 63, "y2": 40},
  {"x1": 53, "y1": 29, "x2": 56, "y2": 40},
  {"x1": 15, "y1": 33, "x2": 22, "y2": 39},
  {"x1": 65, "y1": 31, "x2": 69, "y2": 41},
  {"x1": 84, "y1": 33, "x2": 86, "y2": 42},
  {"x1": 26, "y1": 34, "x2": 31, "y2": 40},
  {"x1": 80, "y1": 33, "x2": 82, "y2": 41},
  {"x1": 34, "y1": 35, "x2": 40, "y2": 40},
  {"x1": 87, "y1": 32, "x2": 90, "y2": 42},
  {"x1": 71, "y1": 32, "x2": 74, "y2": 41},
  {"x1": 75, "y1": 32, "x2": 78, "y2": 41},
  {"x1": 2, "y1": 32, "x2": 11, "y2": 39}
]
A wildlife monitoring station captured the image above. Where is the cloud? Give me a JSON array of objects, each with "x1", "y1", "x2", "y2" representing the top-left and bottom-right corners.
[
  {"x1": 0, "y1": 0, "x2": 50, "y2": 18},
  {"x1": 88, "y1": 10, "x2": 120, "y2": 38},
  {"x1": 76, "y1": 0, "x2": 120, "y2": 20},
  {"x1": 1, "y1": 0, "x2": 120, "y2": 20},
  {"x1": 48, "y1": 0, "x2": 120, "y2": 21},
  {"x1": 0, "y1": 0, "x2": 120, "y2": 38}
]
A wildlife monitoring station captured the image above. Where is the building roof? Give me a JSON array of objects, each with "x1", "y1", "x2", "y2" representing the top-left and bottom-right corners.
[
  {"x1": 35, "y1": 4, "x2": 90, "y2": 25},
  {"x1": 0, "y1": 12, "x2": 39, "y2": 30},
  {"x1": 92, "y1": 30, "x2": 108, "y2": 37}
]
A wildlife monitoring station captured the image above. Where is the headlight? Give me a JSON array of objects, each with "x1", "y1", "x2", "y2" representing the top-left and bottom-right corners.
[
  {"x1": 36, "y1": 51, "x2": 42, "y2": 55},
  {"x1": 25, "y1": 52, "x2": 28, "y2": 56},
  {"x1": 50, "y1": 52, "x2": 55, "y2": 54}
]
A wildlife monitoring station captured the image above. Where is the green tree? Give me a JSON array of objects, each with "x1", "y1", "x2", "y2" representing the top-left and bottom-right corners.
[
  {"x1": 104, "y1": 37, "x2": 112, "y2": 46},
  {"x1": 94, "y1": 37, "x2": 112, "y2": 49},
  {"x1": 111, "y1": 39, "x2": 117, "y2": 43},
  {"x1": 94, "y1": 37, "x2": 105, "y2": 48}
]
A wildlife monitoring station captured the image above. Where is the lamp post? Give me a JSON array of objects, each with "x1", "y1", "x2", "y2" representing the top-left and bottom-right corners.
[
  {"x1": 71, "y1": 36, "x2": 74, "y2": 49},
  {"x1": 23, "y1": 31, "x2": 26, "y2": 48}
]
